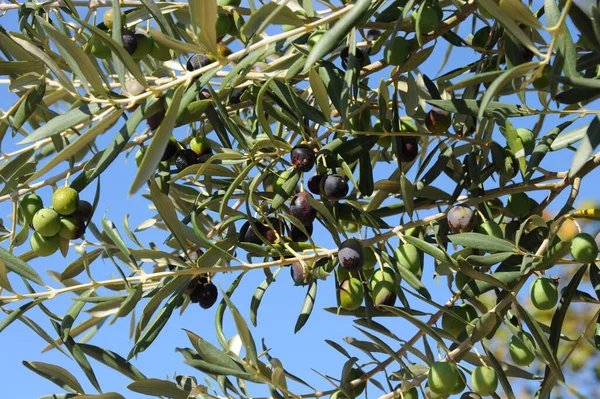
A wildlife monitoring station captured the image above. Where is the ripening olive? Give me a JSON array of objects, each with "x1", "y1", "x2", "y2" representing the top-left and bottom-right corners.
[
  {"x1": 570, "y1": 232, "x2": 598, "y2": 263},
  {"x1": 471, "y1": 366, "x2": 498, "y2": 397},
  {"x1": 447, "y1": 206, "x2": 476, "y2": 233},
  {"x1": 20, "y1": 193, "x2": 44, "y2": 225},
  {"x1": 339, "y1": 278, "x2": 364, "y2": 310},
  {"x1": 338, "y1": 238, "x2": 365, "y2": 271},
  {"x1": 428, "y1": 362, "x2": 459, "y2": 395},
  {"x1": 58, "y1": 216, "x2": 86, "y2": 240}
]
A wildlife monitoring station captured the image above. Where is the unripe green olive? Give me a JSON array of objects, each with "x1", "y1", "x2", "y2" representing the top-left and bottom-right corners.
[
  {"x1": 451, "y1": 370, "x2": 466, "y2": 395},
  {"x1": 506, "y1": 192, "x2": 531, "y2": 218},
  {"x1": 307, "y1": 30, "x2": 326, "y2": 51},
  {"x1": 530, "y1": 277, "x2": 558, "y2": 310},
  {"x1": 339, "y1": 278, "x2": 364, "y2": 310},
  {"x1": 218, "y1": 0, "x2": 241, "y2": 5},
  {"x1": 428, "y1": 362, "x2": 459, "y2": 395},
  {"x1": 20, "y1": 193, "x2": 44, "y2": 225},
  {"x1": 190, "y1": 136, "x2": 212, "y2": 157},
  {"x1": 471, "y1": 366, "x2": 498, "y2": 397},
  {"x1": 216, "y1": 13, "x2": 233, "y2": 38},
  {"x1": 509, "y1": 332, "x2": 536, "y2": 366},
  {"x1": 342, "y1": 368, "x2": 366, "y2": 397},
  {"x1": 149, "y1": 41, "x2": 173, "y2": 61},
  {"x1": 52, "y1": 187, "x2": 79, "y2": 216},
  {"x1": 32, "y1": 208, "x2": 61, "y2": 237},
  {"x1": 441, "y1": 304, "x2": 478, "y2": 336},
  {"x1": 103, "y1": 9, "x2": 126, "y2": 30},
  {"x1": 91, "y1": 36, "x2": 111, "y2": 59},
  {"x1": 472, "y1": 26, "x2": 491, "y2": 48},
  {"x1": 396, "y1": 243, "x2": 422, "y2": 277},
  {"x1": 385, "y1": 36, "x2": 411, "y2": 66},
  {"x1": 30, "y1": 231, "x2": 60, "y2": 257},
  {"x1": 477, "y1": 220, "x2": 503, "y2": 239},
  {"x1": 570, "y1": 233, "x2": 598, "y2": 263}
]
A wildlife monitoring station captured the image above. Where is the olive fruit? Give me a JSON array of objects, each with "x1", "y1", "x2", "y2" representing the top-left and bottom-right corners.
[
  {"x1": 399, "y1": 136, "x2": 419, "y2": 162},
  {"x1": 321, "y1": 174, "x2": 349, "y2": 201},
  {"x1": 385, "y1": 36, "x2": 410, "y2": 66},
  {"x1": 131, "y1": 33, "x2": 152, "y2": 59},
  {"x1": 400, "y1": 387, "x2": 419, "y2": 399},
  {"x1": 32, "y1": 208, "x2": 61, "y2": 237},
  {"x1": 58, "y1": 216, "x2": 86, "y2": 240},
  {"x1": 162, "y1": 136, "x2": 180, "y2": 162},
  {"x1": 186, "y1": 54, "x2": 211, "y2": 71},
  {"x1": 471, "y1": 366, "x2": 498, "y2": 397},
  {"x1": 290, "y1": 192, "x2": 317, "y2": 225},
  {"x1": 239, "y1": 220, "x2": 265, "y2": 244},
  {"x1": 461, "y1": 393, "x2": 483, "y2": 399},
  {"x1": 571, "y1": 232, "x2": 598, "y2": 263},
  {"x1": 30, "y1": 231, "x2": 60, "y2": 257},
  {"x1": 517, "y1": 128, "x2": 535, "y2": 155},
  {"x1": 290, "y1": 145, "x2": 315, "y2": 172},
  {"x1": 507, "y1": 192, "x2": 531, "y2": 218},
  {"x1": 52, "y1": 187, "x2": 78, "y2": 216},
  {"x1": 229, "y1": 87, "x2": 245, "y2": 104},
  {"x1": 451, "y1": 370, "x2": 466, "y2": 395},
  {"x1": 193, "y1": 278, "x2": 218, "y2": 309},
  {"x1": 509, "y1": 332, "x2": 536, "y2": 366},
  {"x1": 455, "y1": 272, "x2": 469, "y2": 290},
  {"x1": 441, "y1": 304, "x2": 478, "y2": 336},
  {"x1": 532, "y1": 65, "x2": 551, "y2": 90},
  {"x1": 91, "y1": 37, "x2": 111, "y2": 59},
  {"x1": 124, "y1": 80, "x2": 145, "y2": 96},
  {"x1": 307, "y1": 30, "x2": 326, "y2": 51},
  {"x1": 477, "y1": 220, "x2": 503, "y2": 239},
  {"x1": 307, "y1": 174, "x2": 324, "y2": 195},
  {"x1": 290, "y1": 223, "x2": 313, "y2": 242},
  {"x1": 414, "y1": 5, "x2": 442, "y2": 32},
  {"x1": 428, "y1": 362, "x2": 459, "y2": 395},
  {"x1": 396, "y1": 243, "x2": 422, "y2": 276},
  {"x1": 103, "y1": 9, "x2": 125, "y2": 30},
  {"x1": 447, "y1": 205, "x2": 476, "y2": 233},
  {"x1": 290, "y1": 262, "x2": 310, "y2": 286},
  {"x1": 339, "y1": 278, "x2": 364, "y2": 310},
  {"x1": 263, "y1": 217, "x2": 285, "y2": 243},
  {"x1": 122, "y1": 29, "x2": 138, "y2": 55},
  {"x1": 216, "y1": 43, "x2": 232, "y2": 58},
  {"x1": 216, "y1": 12, "x2": 232, "y2": 38},
  {"x1": 338, "y1": 238, "x2": 365, "y2": 271},
  {"x1": 370, "y1": 267, "x2": 396, "y2": 307},
  {"x1": 342, "y1": 368, "x2": 367, "y2": 397},
  {"x1": 472, "y1": 26, "x2": 491, "y2": 48},
  {"x1": 190, "y1": 136, "x2": 212, "y2": 157},
  {"x1": 147, "y1": 107, "x2": 165, "y2": 131},
  {"x1": 425, "y1": 108, "x2": 452, "y2": 134},
  {"x1": 20, "y1": 193, "x2": 44, "y2": 225},
  {"x1": 340, "y1": 47, "x2": 368, "y2": 70},
  {"x1": 366, "y1": 29, "x2": 381, "y2": 42},
  {"x1": 149, "y1": 41, "x2": 172, "y2": 61},
  {"x1": 530, "y1": 277, "x2": 558, "y2": 310},
  {"x1": 595, "y1": 231, "x2": 600, "y2": 253},
  {"x1": 174, "y1": 149, "x2": 198, "y2": 172}
]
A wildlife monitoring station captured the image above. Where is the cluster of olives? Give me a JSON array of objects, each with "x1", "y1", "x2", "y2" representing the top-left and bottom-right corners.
[
  {"x1": 426, "y1": 361, "x2": 498, "y2": 398},
  {"x1": 91, "y1": 10, "x2": 172, "y2": 61},
  {"x1": 20, "y1": 187, "x2": 92, "y2": 257},
  {"x1": 184, "y1": 275, "x2": 218, "y2": 309},
  {"x1": 136, "y1": 135, "x2": 212, "y2": 173}
]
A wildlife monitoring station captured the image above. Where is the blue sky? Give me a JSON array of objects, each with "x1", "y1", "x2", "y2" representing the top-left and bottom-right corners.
[{"x1": 1, "y1": 1, "x2": 599, "y2": 398}]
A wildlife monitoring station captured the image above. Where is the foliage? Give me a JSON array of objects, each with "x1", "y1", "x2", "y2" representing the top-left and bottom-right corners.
[{"x1": 1, "y1": 0, "x2": 600, "y2": 398}]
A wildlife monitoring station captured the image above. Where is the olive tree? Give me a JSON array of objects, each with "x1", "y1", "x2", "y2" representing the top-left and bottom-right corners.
[{"x1": 1, "y1": 0, "x2": 600, "y2": 398}]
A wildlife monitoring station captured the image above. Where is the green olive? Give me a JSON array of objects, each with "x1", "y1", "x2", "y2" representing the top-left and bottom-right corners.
[
  {"x1": 428, "y1": 362, "x2": 459, "y2": 395},
  {"x1": 509, "y1": 332, "x2": 536, "y2": 366},
  {"x1": 32, "y1": 208, "x2": 61, "y2": 237},
  {"x1": 30, "y1": 231, "x2": 60, "y2": 257},
  {"x1": 570, "y1": 233, "x2": 598, "y2": 263},
  {"x1": 339, "y1": 278, "x2": 364, "y2": 310},
  {"x1": 20, "y1": 193, "x2": 44, "y2": 225},
  {"x1": 52, "y1": 187, "x2": 80, "y2": 216},
  {"x1": 471, "y1": 366, "x2": 498, "y2": 397}
]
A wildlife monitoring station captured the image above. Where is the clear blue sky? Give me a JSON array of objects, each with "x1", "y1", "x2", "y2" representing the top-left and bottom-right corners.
[{"x1": 1, "y1": 1, "x2": 599, "y2": 398}]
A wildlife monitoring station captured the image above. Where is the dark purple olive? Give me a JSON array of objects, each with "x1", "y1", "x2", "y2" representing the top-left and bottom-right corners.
[
  {"x1": 340, "y1": 47, "x2": 368, "y2": 70},
  {"x1": 447, "y1": 205, "x2": 476, "y2": 233},
  {"x1": 122, "y1": 29, "x2": 138, "y2": 55},
  {"x1": 190, "y1": 276, "x2": 218, "y2": 309},
  {"x1": 338, "y1": 238, "x2": 365, "y2": 271},
  {"x1": 307, "y1": 174, "x2": 324, "y2": 195},
  {"x1": 174, "y1": 149, "x2": 199, "y2": 172},
  {"x1": 239, "y1": 220, "x2": 266, "y2": 244},
  {"x1": 229, "y1": 87, "x2": 245, "y2": 104},
  {"x1": 399, "y1": 136, "x2": 419, "y2": 162},
  {"x1": 290, "y1": 192, "x2": 317, "y2": 225},
  {"x1": 186, "y1": 54, "x2": 211, "y2": 71},
  {"x1": 290, "y1": 223, "x2": 313, "y2": 242},
  {"x1": 320, "y1": 174, "x2": 349, "y2": 201},
  {"x1": 290, "y1": 262, "x2": 310, "y2": 286},
  {"x1": 146, "y1": 108, "x2": 165, "y2": 131},
  {"x1": 366, "y1": 29, "x2": 381, "y2": 41},
  {"x1": 425, "y1": 107, "x2": 452, "y2": 134},
  {"x1": 290, "y1": 145, "x2": 315, "y2": 172}
]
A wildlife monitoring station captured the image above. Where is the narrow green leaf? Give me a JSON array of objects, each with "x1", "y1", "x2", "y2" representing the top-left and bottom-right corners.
[
  {"x1": 426, "y1": 99, "x2": 526, "y2": 118},
  {"x1": 129, "y1": 85, "x2": 184, "y2": 196},
  {"x1": 570, "y1": 114, "x2": 600, "y2": 177},
  {"x1": 220, "y1": 287, "x2": 259, "y2": 367},
  {"x1": 303, "y1": 0, "x2": 371, "y2": 73},
  {"x1": 37, "y1": 17, "x2": 105, "y2": 94},
  {"x1": 295, "y1": 280, "x2": 317, "y2": 333},
  {"x1": 309, "y1": 67, "x2": 331, "y2": 123},
  {"x1": 525, "y1": 120, "x2": 573, "y2": 182},
  {"x1": 0, "y1": 247, "x2": 44, "y2": 285},
  {"x1": 22, "y1": 361, "x2": 85, "y2": 394},
  {"x1": 189, "y1": 0, "x2": 218, "y2": 55},
  {"x1": 128, "y1": 378, "x2": 189, "y2": 399},
  {"x1": 80, "y1": 343, "x2": 146, "y2": 381},
  {"x1": 449, "y1": 232, "x2": 516, "y2": 252},
  {"x1": 250, "y1": 276, "x2": 274, "y2": 327},
  {"x1": 102, "y1": 216, "x2": 136, "y2": 269}
]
